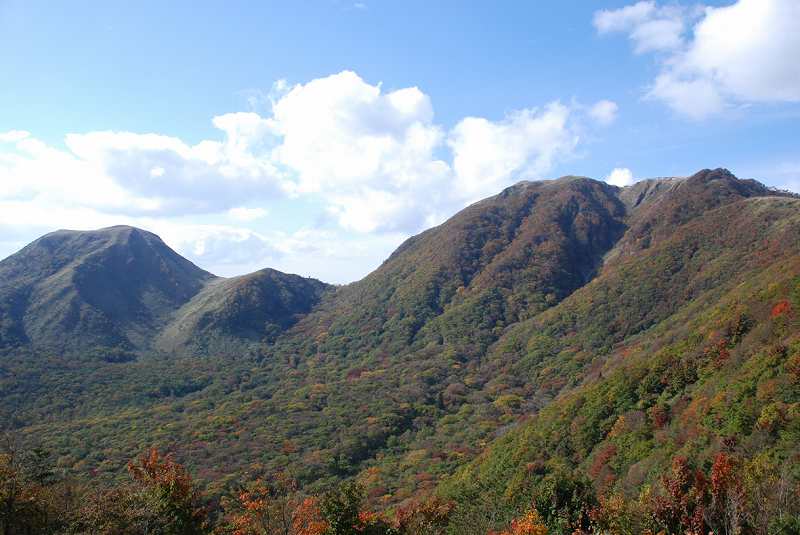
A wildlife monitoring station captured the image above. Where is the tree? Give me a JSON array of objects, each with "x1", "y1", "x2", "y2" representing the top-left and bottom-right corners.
[
  {"x1": 125, "y1": 448, "x2": 208, "y2": 535},
  {"x1": 217, "y1": 472, "x2": 299, "y2": 535},
  {"x1": 392, "y1": 496, "x2": 454, "y2": 535},
  {"x1": 0, "y1": 441, "x2": 70, "y2": 535},
  {"x1": 648, "y1": 457, "x2": 707, "y2": 535},
  {"x1": 489, "y1": 509, "x2": 547, "y2": 535},
  {"x1": 318, "y1": 481, "x2": 392, "y2": 535}
]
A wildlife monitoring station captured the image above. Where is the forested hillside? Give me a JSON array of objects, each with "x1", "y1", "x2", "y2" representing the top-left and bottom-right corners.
[{"x1": 2, "y1": 169, "x2": 799, "y2": 534}]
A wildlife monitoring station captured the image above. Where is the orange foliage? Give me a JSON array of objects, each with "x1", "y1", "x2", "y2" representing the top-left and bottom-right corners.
[
  {"x1": 128, "y1": 448, "x2": 194, "y2": 496},
  {"x1": 126, "y1": 447, "x2": 208, "y2": 531},
  {"x1": 292, "y1": 497, "x2": 328, "y2": 535},
  {"x1": 490, "y1": 510, "x2": 548, "y2": 535},
  {"x1": 393, "y1": 496, "x2": 454, "y2": 533},
  {"x1": 226, "y1": 474, "x2": 296, "y2": 535}
]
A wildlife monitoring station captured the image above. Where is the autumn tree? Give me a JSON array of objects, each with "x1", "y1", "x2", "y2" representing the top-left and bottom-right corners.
[
  {"x1": 318, "y1": 481, "x2": 392, "y2": 535},
  {"x1": 489, "y1": 509, "x2": 547, "y2": 535},
  {"x1": 124, "y1": 448, "x2": 208, "y2": 535},
  {"x1": 392, "y1": 496, "x2": 454, "y2": 535},
  {"x1": 706, "y1": 452, "x2": 745, "y2": 535},
  {"x1": 0, "y1": 442, "x2": 72, "y2": 535},
  {"x1": 648, "y1": 457, "x2": 707, "y2": 535},
  {"x1": 291, "y1": 497, "x2": 328, "y2": 535},
  {"x1": 217, "y1": 472, "x2": 300, "y2": 535}
]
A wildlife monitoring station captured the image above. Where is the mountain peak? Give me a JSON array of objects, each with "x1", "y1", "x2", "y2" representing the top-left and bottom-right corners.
[
  {"x1": 0, "y1": 225, "x2": 214, "y2": 351},
  {"x1": 687, "y1": 167, "x2": 736, "y2": 182},
  {"x1": 0, "y1": 225, "x2": 332, "y2": 354}
]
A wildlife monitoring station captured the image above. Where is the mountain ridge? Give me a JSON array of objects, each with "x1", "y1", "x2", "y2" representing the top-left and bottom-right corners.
[
  {"x1": 0, "y1": 225, "x2": 330, "y2": 354},
  {"x1": 3, "y1": 168, "x2": 800, "y2": 533}
]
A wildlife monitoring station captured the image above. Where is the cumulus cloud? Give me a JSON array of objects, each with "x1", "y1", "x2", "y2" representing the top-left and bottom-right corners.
[
  {"x1": 265, "y1": 71, "x2": 454, "y2": 232},
  {"x1": 0, "y1": 72, "x2": 601, "y2": 236},
  {"x1": 0, "y1": 70, "x2": 617, "y2": 280},
  {"x1": 596, "y1": 0, "x2": 800, "y2": 119},
  {"x1": 62, "y1": 113, "x2": 284, "y2": 214},
  {"x1": 605, "y1": 167, "x2": 636, "y2": 187},
  {"x1": 448, "y1": 103, "x2": 578, "y2": 203},
  {"x1": 589, "y1": 100, "x2": 619, "y2": 126}
]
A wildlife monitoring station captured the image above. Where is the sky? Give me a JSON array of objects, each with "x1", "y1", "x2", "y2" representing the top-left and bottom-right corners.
[{"x1": 1, "y1": 0, "x2": 799, "y2": 283}]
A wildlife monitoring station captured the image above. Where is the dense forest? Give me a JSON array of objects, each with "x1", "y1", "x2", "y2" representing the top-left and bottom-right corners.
[{"x1": 2, "y1": 169, "x2": 800, "y2": 533}]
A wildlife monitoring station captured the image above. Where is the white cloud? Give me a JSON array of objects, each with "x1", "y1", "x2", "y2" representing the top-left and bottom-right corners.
[
  {"x1": 0, "y1": 72, "x2": 597, "y2": 237},
  {"x1": 264, "y1": 71, "x2": 590, "y2": 232},
  {"x1": 448, "y1": 103, "x2": 578, "y2": 202},
  {"x1": 594, "y1": 1, "x2": 690, "y2": 53},
  {"x1": 271, "y1": 71, "x2": 444, "y2": 194},
  {"x1": 589, "y1": 100, "x2": 619, "y2": 126},
  {"x1": 0, "y1": 130, "x2": 31, "y2": 143},
  {"x1": 62, "y1": 114, "x2": 284, "y2": 214},
  {"x1": 648, "y1": 72, "x2": 725, "y2": 120},
  {"x1": 594, "y1": 1, "x2": 656, "y2": 33},
  {"x1": 684, "y1": 0, "x2": 800, "y2": 103},
  {"x1": 260, "y1": 71, "x2": 458, "y2": 232},
  {"x1": 0, "y1": 71, "x2": 615, "y2": 281},
  {"x1": 227, "y1": 206, "x2": 269, "y2": 221},
  {"x1": 597, "y1": 0, "x2": 800, "y2": 119},
  {"x1": 132, "y1": 223, "x2": 406, "y2": 283},
  {"x1": 605, "y1": 167, "x2": 636, "y2": 187}
]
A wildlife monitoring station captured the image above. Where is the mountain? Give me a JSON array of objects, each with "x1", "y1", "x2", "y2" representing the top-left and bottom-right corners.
[
  {"x1": 156, "y1": 268, "x2": 330, "y2": 355},
  {"x1": 0, "y1": 226, "x2": 214, "y2": 352},
  {"x1": 0, "y1": 225, "x2": 330, "y2": 355},
  {"x1": 2, "y1": 169, "x2": 799, "y2": 533},
  {"x1": 439, "y1": 172, "x2": 800, "y2": 531}
]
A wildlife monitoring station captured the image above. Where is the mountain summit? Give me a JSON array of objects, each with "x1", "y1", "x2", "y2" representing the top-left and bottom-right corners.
[{"x1": 0, "y1": 225, "x2": 329, "y2": 353}]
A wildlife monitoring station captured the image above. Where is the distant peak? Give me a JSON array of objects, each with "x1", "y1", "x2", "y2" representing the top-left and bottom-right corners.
[
  {"x1": 687, "y1": 167, "x2": 737, "y2": 183},
  {"x1": 498, "y1": 175, "x2": 600, "y2": 197},
  {"x1": 44, "y1": 225, "x2": 164, "y2": 245},
  {"x1": 97, "y1": 225, "x2": 154, "y2": 237}
]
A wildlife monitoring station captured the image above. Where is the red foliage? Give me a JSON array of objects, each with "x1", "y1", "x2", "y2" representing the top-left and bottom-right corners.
[
  {"x1": 649, "y1": 457, "x2": 708, "y2": 535},
  {"x1": 771, "y1": 300, "x2": 792, "y2": 318},
  {"x1": 127, "y1": 448, "x2": 198, "y2": 507},
  {"x1": 127, "y1": 447, "x2": 208, "y2": 531},
  {"x1": 710, "y1": 453, "x2": 737, "y2": 500},
  {"x1": 704, "y1": 339, "x2": 731, "y2": 367},
  {"x1": 708, "y1": 452, "x2": 745, "y2": 533},
  {"x1": 589, "y1": 443, "x2": 617, "y2": 479},
  {"x1": 648, "y1": 404, "x2": 669, "y2": 429}
]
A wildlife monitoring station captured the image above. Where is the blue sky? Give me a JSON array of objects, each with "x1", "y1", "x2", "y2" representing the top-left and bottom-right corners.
[{"x1": 1, "y1": 0, "x2": 798, "y2": 282}]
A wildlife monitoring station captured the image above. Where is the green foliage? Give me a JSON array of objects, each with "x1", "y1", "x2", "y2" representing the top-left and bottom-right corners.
[{"x1": 319, "y1": 481, "x2": 367, "y2": 535}]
